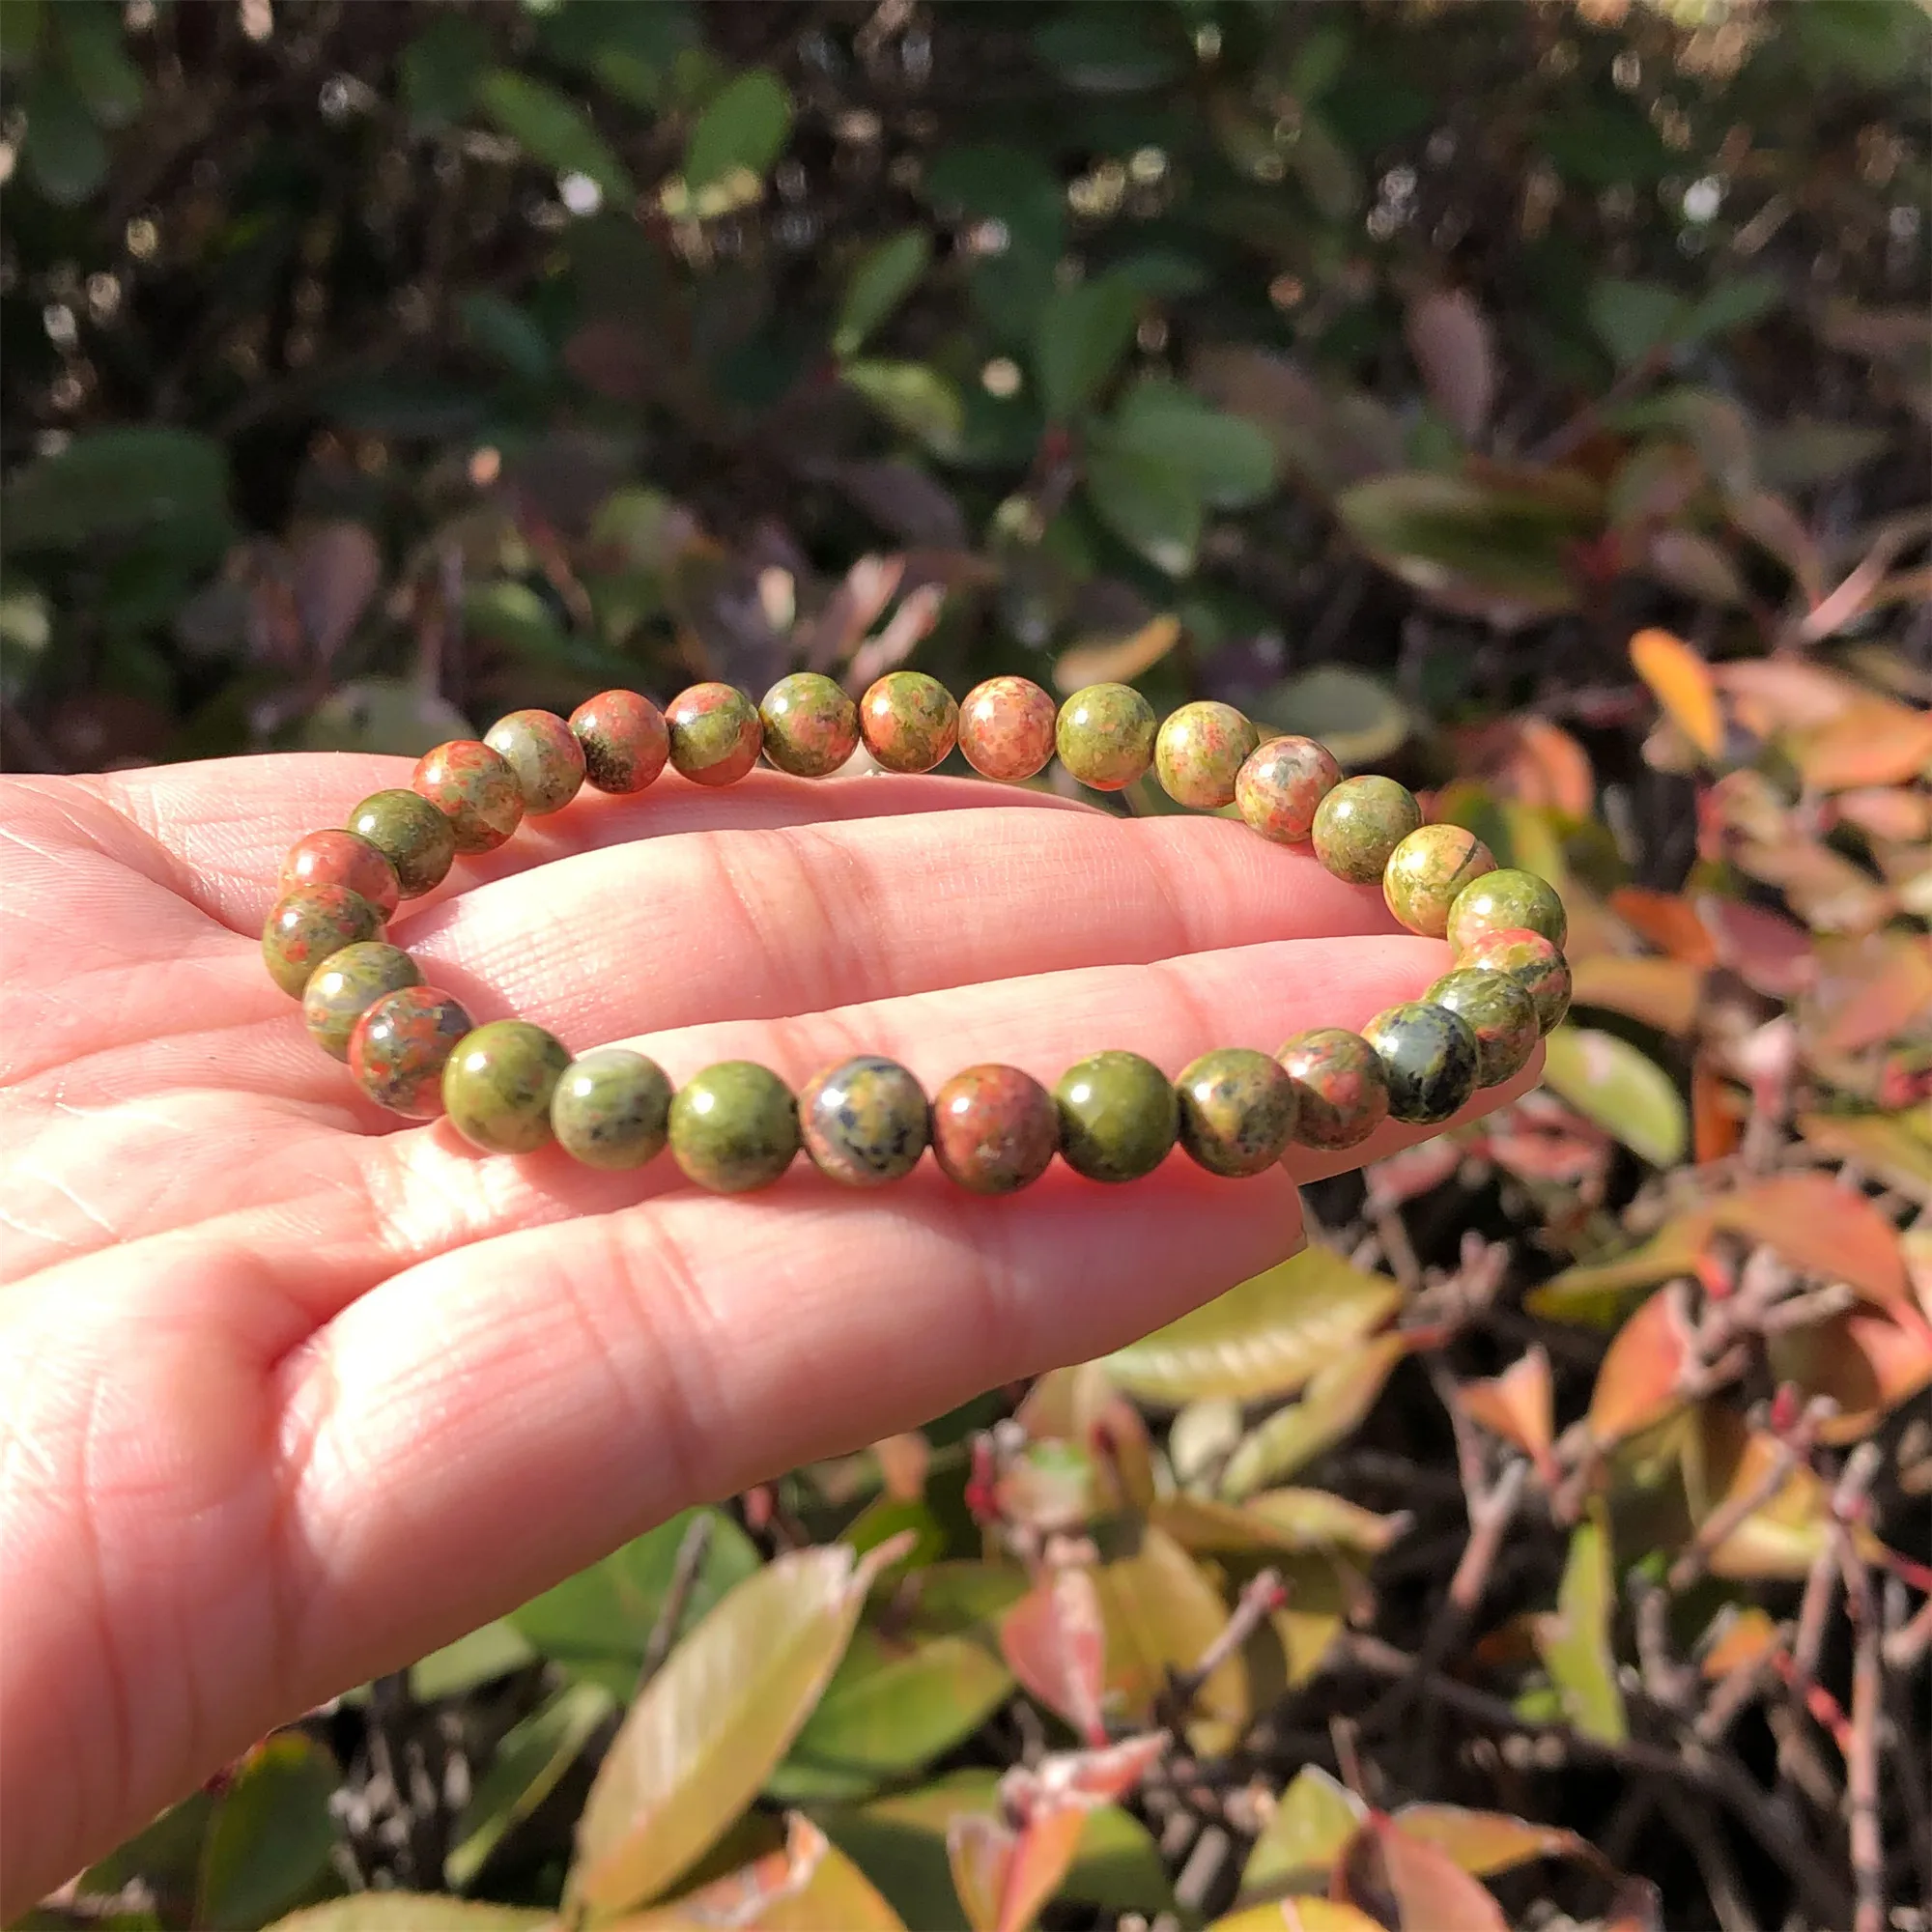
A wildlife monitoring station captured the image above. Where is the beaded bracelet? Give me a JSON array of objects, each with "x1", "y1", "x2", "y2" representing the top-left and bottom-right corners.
[{"x1": 263, "y1": 672, "x2": 1572, "y2": 1196}]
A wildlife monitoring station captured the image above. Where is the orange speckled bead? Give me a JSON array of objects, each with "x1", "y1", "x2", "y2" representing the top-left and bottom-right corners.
[
  {"x1": 280, "y1": 828, "x2": 400, "y2": 920},
  {"x1": 349, "y1": 984, "x2": 473, "y2": 1118},
  {"x1": 1235, "y1": 736, "x2": 1342, "y2": 845},
  {"x1": 1154, "y1": 701, "x2": 1261, "y2": 811},
  {"x1": 1382, "y1": 823, "x2": 1497, "y2": 939},
  {"x1": 486, "y1": 708, "x2": 586, "y2": 815},
  {"x1": 861, "y1": 671, "x2": 960, "y2": 774},
  {"x1": 1277, "y1": 1027, "x2": 1391, "y2": 1151},
  {"x1": 570, "y1": 690, "x2": 669, "y2": 794},
  {"x1": 668, "y1": 683, "x2": 763, "y2": 786},
  {"x1": 412, "y1": 739, "x2": 525, "y2": 854},
  {"x1": 959, "y1": 676, "x2": 1057, "y2": 781},
  {"x1": 262, "y1": 885, "x2": 384, "y2": 998}
]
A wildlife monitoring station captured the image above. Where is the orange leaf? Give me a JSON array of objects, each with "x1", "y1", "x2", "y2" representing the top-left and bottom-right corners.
[
  {"x1": 1052, "y1": 615, "x2": 1180, "y2": 694},
  {"x1": 1460, "y1": 1348, "x2": 1554, "y2": 1477},
  {"x1": 1768, "y1": 1309, "x2": 1932, "y2": 1443},
  {"x1": 1391, "y1": 1804, "x2": 1593, "y2": 1877},
  {"x1": 1630, "y1": 628, "x2": 1722, "y2": 758},
  {"x1": 1586, "y1": 1283, "x2": 1694, "y2": 1446},
  {"x1": 1711, "y1": 1173, "x2": 1909, "y2": 1314},
  {"x1": 1333, "y1": 1816, "x2": 1510, "y2": 1931},
  {"x1": 1449, "y1": 717, "x2": 1595, "y2": 816},
  {"x1": 1791, "y1": 699, "x2": 1932, "y2": 792},
  {"x1": 1698, "y1": 1605, "x2": 1782, "y2": 1680},
  {"x1": 1807, "y1": 932, "x2": 1932, "y2": 1057},
  {"x1": 1831, "y1": 786, "x2": 1932, "y2": 844},
  {"x1": 1000, "y1": 1569, "x2": 1107, "y2": 1746},
  {"x1": 1569, "y1": 954, "x2": 1704, "y2": 1034},
  {"x1": 1690, "y1": 1056, "x2": 1744, "y2": 1167},
  {"x1": 1608, "y1": 887, "x2": 1719, "y2": 966}
]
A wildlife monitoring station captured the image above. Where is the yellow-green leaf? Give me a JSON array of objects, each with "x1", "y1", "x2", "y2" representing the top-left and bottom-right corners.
[
  {"x1": 1532, "y1": 1505, "x2": 1627, "y2": 1745},
  {"x1": 1218, "y1": 1333, "x2": 1408, "y2": 1499},
  {"x1": 1540, "y1": 1026, "x2": 1687, "y2": 1168},
  {"x1": 1236, "y1": 1765, "x2": 1365, "y2": 1901},
  {"x1": 270, "y1": 1903, "x2": 549, "y2": 1932}
]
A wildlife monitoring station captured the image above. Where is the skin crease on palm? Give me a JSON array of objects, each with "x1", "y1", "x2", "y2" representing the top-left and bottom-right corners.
[{"x1": 0, "y1": 750, "x2": 1541, "y2": 1916}]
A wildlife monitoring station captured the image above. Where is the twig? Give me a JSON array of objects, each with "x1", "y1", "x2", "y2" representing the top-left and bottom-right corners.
[
  {"x1": 1883, "y1": 1577, "x2": 1932, "y2": 1909},
  {"x1": 1681, "y1": 1796, "x2": 1757, "y2": 1932},
  {"x1": 1174, "y1": 1827, "x2": 1233, "y2": 1917},
  {"x1": 1169, "y1": 1569, "x2": 1286, "y2": 1712},
  {"x1": 1839, "y1": 1540, "x2": 1885, "y2": 1932},
  {"x1": 1668, "y1": 1399, "x2": 1830, "y2": 1592},
  {"x1": 639, "y1": 1514, "x2": 714, "y2": 1687},
  {"x1": 1882, "y1": 1588, "x2": 1932, "y2": 1671}
]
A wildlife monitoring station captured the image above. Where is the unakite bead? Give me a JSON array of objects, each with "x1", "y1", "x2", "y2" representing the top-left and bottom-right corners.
[
  {"x1": 860, "y1": 671, "x2": 959, "y2": 774},
  {"x1": 1427, "y1": 968, "x2": 1540, "y2": 1087},
  {"x1": 1445, "y1": 867, "x2": 1568, "y2": 955},
  {"x1": 280, "y1": 829, "x2": 400, "y2": 920},
  {"x1": 799, "y1": 1055, "x2": 930, "y2": 1186},
  {"x1": 413, "y1": 739, "x2": 526, "y2": 854},
  {"x1": 1311, "y1": 776, "x2": 1423, "y2": 885},
  {"x1": 442, "y1": 1019, "x2": 572, "y2": 1154},
  {"x1": 1056, "y1": 683, "x2": 1157, "y2": 792},
  {"x1": 1235, "y1": 736, "x2": 1342, "y2": 845},
  {"x1": 551, "y1": 1047, "x2": 674, "y2": 1170},
  {"x1": 1055, "y1": 1050, "x2": 1177, "y2": 1183},
  {"x1": 1361, "y1": 1001, "x2": 1480, "y2": 1125},
  {"x1": 1382, "y1": 824, "x2": 1497, "y2": 939},
  {"x1": 930, "y1": 1065, "x2": 1060, "y2": 1195},
  {"x1": 485, "y1": 709, "x2": 586, "y2": 816},
  {"x1": 570, "y1": 690, "x2": 669, "y2": 794},
  {"x1": 1459, "y1": 927, "x2": 1573, "y2": 1036},
  {"x1": 349, "y1": 985, "x2": 473, "y2": 1118},
  {"x1": 1154, "y1": 702, "x2": 1261, "y2": 811},
  {"x1": 760, "y1": 672, "x2": 861, "y2": 778},
  {"x1": 1277, "y1": 1028, "x2": 1390, "y2": 1151},
  {"x1": 959, "y1": 676, "x2": 1057, "y2": 781},
  {"x1": 668, "y1": 683, "x2": 762, "y2": 786},
  {"x1": 262, "y1": 885, "x2": 384, "y2": 998},
  {"x1": 348, "y1": 788, "x2": 457, "y2": 897},
  {"x1": 1175, "y1": 1048, "x2": 1299, "y2": 1177},
  {"x1": 668, "y1": 1061, "x2": 799, "y2": 1192},
  {"x1": 302, "y1": 941, "x2": 421, "y2": 1061}
]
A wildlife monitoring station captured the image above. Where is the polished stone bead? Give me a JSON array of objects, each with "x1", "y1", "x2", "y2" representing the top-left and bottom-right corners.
[
  {"x1": 1427, "y1": 967, "x2": 1541, "y2": 1087},
  {"x1": 1277, "y1": 1028, "x2": 1390, "y2": 1151},
  {"x1": 1382, "y1": 824, "x2": 1497, "y2": 939},
  {"x1": 280, "y1": 829, "x2": 400, "y2": 920},
  {"x1": 668, "y1": 683, "x2": 763, "y2": 786},
  {"x1": 1055, "y1": 682, "x2": 1157, "y2": 792},
  {"x1": 860, "y1": 670, "x2": 959, "y2": 774},
  {"x1": 486, "y1": 708, "x2": 586, "y2": 816},
  {"x1": 1235, "y1": 736, "x2": 1342, "y2": 845},
  {"x1": 760, "y1": 672, "x2": 861, "y2": 778},
  {"x1": 262, "y1": 885, "x2": 384, "y2": 998},
  {"x1": 551, "y1": 1047, "x2": 674, "y2": 1170},
  {"x1": 412, "y1": 739, "x2": 526, "y2": 854},
  {"x1": 349, "y1": 985, "x2": 473, "y2": 1118},
  {"x1": 1310, "y1": 776, "x2": 1423, "y2": 885},
  {"x1": 1445, "y1": 867, "x2": 1569, "y2": 955},
  {"x1": 442, "y1": 1019, "x2": 572, "y2": 1154},
  {"x1": 1154, "y1": 701, "x2": 1261, "y2": 811},
  {"x1": 570, "y1": 690, "x2": 669, "y2": 794},
  {"x1": 302, "y1": 941, "x2": 421, "y2": 1061},
  {"x1": 1361, "y1": 1000, "x2": 1481, "y2": 1125},
  {"x1": 668, "y1": 1061, "x2": 799, "y2": 1192},
  {"x1": 1175, "y1": 1047, "x2": 1299, "y2": 1177},
  {"x1": 1458, "y1": 926, "x2": 1573, "y2": 1036},
  {"x1": 799, "y1": 1055, "x2": 930, "y2": 1185},
  {"x1": 347, "y1": 788, "x2": 457, "y2": 897},
  {"x1": 959, "y1": 675, "x2": 1057, "y2": 781},
  {"x1": 930, "y1": 1064, "x2": 1060, "y2": 1195},
  {"x1": 1055, "y1": 1050, "x2": 1177, "y2": 1183}
]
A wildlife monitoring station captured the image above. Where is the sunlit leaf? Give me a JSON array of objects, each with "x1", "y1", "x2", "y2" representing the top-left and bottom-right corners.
[
  {"x1": 1767, "y1": 1307, "x2": 1932, "y2": 1444},
  {"x1": 1334, "y1": 1815, "x2": 1510, "y2": 1931},
  {"x1": 1096, "y1": 1525, "x2": 1248, "y2": 1750},
  {"x1": 268, "y1": 1903, "x2": 550, "y2": 1932},
  {"x1": 1000, "y1": 1568, "x2": 1107, "y2": 1744},
  {"x1": 1541, "y1": 1026, "x2": 1687, "y2": 1167},
  {"x1": 1569, "y1": 955, "x2": 1704, "y2": 1035},
  {"x1": 1710, "y1": 1172, "x2": 1908, "y2": 1314},
  {"x1": 1697, "y1": 1605, "x2": 1783, "y2": 1680},
  {"x1": 1236, "y1": 1765, "x2": 1365, "y2": 1902},
  {"x1": 684, "y1": 67, "x2": 791, "y2": 192},
  {"x1": 1219, "y1": 1334, "x2": 1408, "y2": 1499},
  {"x1": 624, "y1": 1815, "x2": 908, "y2": 1932},
  {"x1": 1531, "y1": 1504, "x2": 1627, "y2": 1746},
  {"x1": 1628, "y1": 628, "x2": 1721, "y2": 758},
  {"x1": 1586, "y1": 1282, "x2": 1693, "y2": 1446},
  {"x1": 1530, "y1": 1211, "x2": 1715, "y2": 1325},
  {"x1": 1791, "y1": 698, "x2": 1932, "y2": 792},
  {"x1": 1797, "y1": 1112, "x2": 1932, "y2": 1207},
  {"x1": 1459, "y1": 1347, "x2": 1554, "y2": 1473},
  {"x1": 1683, "y1": 1411, "x2": 1832, "y2": 1582},
  {"x1": 1208, "y1": 1903, "x2": 1386, "y2": 1932},
  {"x1": 198, "y1": 1734, "x2": 340, "y2": 1930},
  {"x1": 834, "y1": 231, "x2": 933, "y2": 359},
  {"x1": 1155, "y1": 1488, "x2": 1407, "y2": 1558},
  {"x1": 1051, "y1": 613, "x2": 1180, "y2": 693},
  {"x1": 947, "y1": 1808, "x2": 1085, "y2": 1932},
  {"x1": 1391, "y1": 1804, "x2": 1592, "y2": 1877},
  {"x1": 842, "y1": 360, "x2": 966, "y2": 457},
  {"x1": 411, "y1": 1620, "x2": 537, "y2": 1701}
]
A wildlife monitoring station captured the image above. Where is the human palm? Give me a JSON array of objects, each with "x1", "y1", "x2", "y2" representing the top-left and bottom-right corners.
[{"x1": 0, "y1": 751, "x2": 1536, "y2": 1913}]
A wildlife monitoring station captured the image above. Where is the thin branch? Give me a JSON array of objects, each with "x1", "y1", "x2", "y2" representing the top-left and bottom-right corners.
[
  {"x1": 639, "y1": 1513, "x2": 714, "y2": 1688},
  {"x1": 1839, "y1": 1541, "x2": 1885, "y2": 1932},
  {"x1": 1170, "y1": 1569, "x2": 1286, "y2": 1712}
]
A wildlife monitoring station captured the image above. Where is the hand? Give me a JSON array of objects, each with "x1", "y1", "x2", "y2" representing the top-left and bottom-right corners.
[{"x1": 0, "y1": 752, "x2": 1536, "y2": 1912}]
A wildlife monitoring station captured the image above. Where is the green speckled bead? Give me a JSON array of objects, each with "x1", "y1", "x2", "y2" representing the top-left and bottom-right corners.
[
  {"x1": 443, "y1": 1019, "x2": 572, "y2": 1154},
  {"x1": 551, "y1": 1047, "x2": 674, "y2": 1170},
  {"x1": 262, "y1": 884, "x2": 384, "y2": 998},
  {"x1": 1382, "y1": 824, "x2": 1497, "y2": 939},
  {"x1": 1175, "y1": 1047, "x2": 1299, "y2": 1177},
  {"x1": 860, "y1": 671, "x2": 960, "y2": 774},
  {"x1": 348, "y1": 788, "x2": 457, "y2": 898},
  {"x1": 281, "y1": 829, "x2": 401, "y2": 919},
  {"x1": 668, "y1": 683, "x2": 763, "y2": 786},
  {"x1": 1277, "y1": 1029, "x2": 1390, "y2": 1151},
  {"x1": 1311, "y1": 776, "x2": 1423, "y2": 885},
  {"x1": 1235, "y1": 736, "x2": 1342, "y2": 845},
  {"x1": 668, "y1": 1061, "x2": 799, "y2": 1192},
  {"x1": 1361, "y1": 1000, "x2": 1481, "y2": 1125},
  {"x1": 302, "y1": 941, "x2": 421, "y2": 1061},
  {"x1": 1445, "y1": 867, "x2": 1568, "y2": 955},
  {"x1": 1154, "y1": 702, "x2": 1262, "y2": 811},
  {"x1": 1055, "y1": 1050, "x2": 1178, "y2": 1183},
  {"x1": 761, "y1": 672, "x2": 861, "y2": 778},
  {"x1": 413, "y1": 739, "x2": 525, "y2": 854},
  {"x1": 930, "y1": 1065, "x2": 1060, "y2": 1195},
  {"x1": 1459, "y1": 926, "x2": 1573, "y2": 1036},
  {"x1": 1427, "y1": 967, "x2": 1541, "y2": 1087},
  {"x1": 570, "y1": 690, "x2": 669, "y2": 794},
  {"x1": 799, "y1": 1055, "x2": 930, "y2": 1185},
  {"x1": 959, "y1": 676, "x2": 1057, "y2": 781},
  {"x1": 349, "y1": 985, "x2": 473, "y2": 1118},
  {"x1": 1055, "y1": 683, "x2": 1157, "y2": 792},
  {"x1": 486, "y1": 709, "x2": 586, "y2": 816}
]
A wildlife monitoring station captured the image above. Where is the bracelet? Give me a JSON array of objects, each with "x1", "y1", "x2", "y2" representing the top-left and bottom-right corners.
[{"x1": 263, "y1": 673, "x2": 1571, "y2": 1195}]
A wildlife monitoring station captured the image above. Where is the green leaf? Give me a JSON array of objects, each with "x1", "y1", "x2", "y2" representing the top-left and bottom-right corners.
[
  {"x1": 1035, "y1": 275, "x2": 1140, "y2": 422},
  {"x1": 1540, "y1": 1027, "x2": 1687, "y2": 1168},
  {"x1": 22, "y1": 67, "x2": 108, "y2": 204},
  {"x1": 1682, "y1": 274, "x2": 1781, "y2": 346},
  {"x1": 834, "y1": 230, "x2": 933, "y2": 359},
  {"x1": 459, "y1": 292, "x2": 554, "y2": 383},
  {"x1": 298, "y1": 678, "x2": 473, "y2": 758},
  {"x1": 270, "y1": 1903, "x2": 550, "y2": 1932},
  {"x1": 53, "y1": 1, "x2": 142, "y2": 126},
  {"x1": 1107, "y1": 381, "x2": 1277, "y2": 509},
  {"x1": 1532, "y1": 1504, "x2": 1628, "y2": 1745},
  {"x1": 475, "y1": 70, "x2": 635, "y2": 201},
  {"x1": 1218, "y1": 1334, "x2": 1408, "y2": 1498},
  {"x1": 400, "y1": 13, "x2": 490, "y2": 127},
  {"x1": 1084, "y1": 445, "x2": 1202, "y2": 578},
  {"x1": 1237, "y1": 1764, "x2": 1366, "y2": 1902},
  {"x1": 841, "y1": 359, "x2": 965, "y2": 458},
  {"x1": 924, "y1": 144, "x2": 1064, "y2": 256},
  {"x1": 197, "y1": 1735, "x2": 340, "y2": 1930},
  {"x1": 0, "y1": 582, "x2": 51, "y2": 703},
  {"x1": 684, "y1": 67, "x2": 792, "y2": 193},
  {"x1": 411, "y1": 1619, "x2": 537, "y2": 1701},
  {"x1": 0, "y1": 0, "x2": 43, "y2": 69},
  {"x1": 1586, "y1": 278, "x2": 1685, "y2": 368},
  {"x1": 3, "y1": 427, "x2": 229, "y2": 549},
  {"x1": 1251, "y1": 666, "x2": 1411, "y2": 767},
  {"x1": 1032, "y1": 10, "x2": 1182, "y2": 92}
]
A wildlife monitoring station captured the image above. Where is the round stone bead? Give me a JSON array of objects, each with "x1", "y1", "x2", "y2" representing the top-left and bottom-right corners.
[
  {"x1": 1361, "y1": 1001, "x2": 1481, "y2": 1126},
  {"x1": 860, "y1": 671, "x2": 959, "y2": 774},
  {"x1": 1445, "y1": 867, "x2": 1568, "y2": 955},
  {"x1": 262, "y1": 884, "x2": 384, "y2": 998},
  {"x1": 442, "y1": 1019, "x2": 572, "y2": 1154},
  {"x1": 412, "y1": 739, "x2": 525, "y2": 854},
  {"x1": 760, "y1": 672, "x2": 860, "y2": 779},
  {"x1": 1277, "y1": 1028, "x2": 1390, "y2": 1151},
  {"x1": 1056, "y1": 683, "x2": 1157, "y2": 792},
  {"x1": 301, "y1": 941, "x2": 421, "y2": 1061},
  {"x1": 1055, "y1": 1050, "x2": 1178, "y2": 1183},
  {"x1": 1311, "y1": 776, "x2": 1423, "y2": 885},
  {"x1": 1459, "y1": 926, "x2": 1573, "y2": 1036},
  {"x1": 930, "y1": 1065, "x2": 1060, "y2": 1195},
  {"x1": 1175, "y1": 1047, "x2": 1299, "y2": 1178},
  {"x1": 959, "y1": 675, "x2": 1057, "y2": 781},
  {"x1": 485, "y1": 708, "x2": 586, "y2": 816},
  {"x1": 280, "y1": 829, "x2": 400, "y2": 920},
  {"x1": 348, "y1": 788, "x2": 457, "y2": 898},
  {"x1": 1427, "y1": 967, "x2": 1540, "y2": 1088},
  {"x1": 570, "y1": 690, "x2": 669, "y2": 794},
  {"x1": 668, "y1": 683, "x2": 762, "y2": 786},
  {"x1": 668, "y1": 1061, "x2": 799, "y2": 1192},
  {"x1": 1154, "y1": 702, "x2": 1261, "y2": 811},
  {"x1": 1382, "y1": 824, "x2": 1497, "y2": 939},
  {"x1": 551, "y1": 1047, "x2": 675, "y2": 1171},
  {"x1": 349, "y1": 985, "x2": 473, "y2": 1118},
  {"x1": 1235, "y1": 736, "x2": 1341, "y2": 845},
  {"x1": 799, "y1": 1055, "x2": 930, "y2": 1186}
]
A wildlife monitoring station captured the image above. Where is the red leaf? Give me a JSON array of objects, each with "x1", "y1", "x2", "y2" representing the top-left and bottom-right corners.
[
  {"x1": 947, "y1": 1804, "x2": 1088, "y2": 1932},
  {"x1": 1586, "y1": 1282, "x2": 1694, "y2": 1446},
  {"x1": 1768, "y1": 1309, "x2": 1932, "y2": 1444},
  {"x1": 1460, "y1": 1348, "x2": 1555, "y2": 1479},
  {"x1": 1694, "y1": 896, "x2": 1817, "y2": 998},
  {"x1": 1608, "y1": 887, "x2": 1719, "y2": 966},
  {"x1": 1332, "y1": 1815, "x2": 1510, "y2": 1931},
  {"x1": 1711, "y1": 1174, "x2": 1909, "y2": 1314},
  {"x1": 1000, "y1": 1570, "x2": 1108, "y2": 1747},
  {"x1": 1007, "y1": 1732, "x2": 1169, "y2": 1811}
]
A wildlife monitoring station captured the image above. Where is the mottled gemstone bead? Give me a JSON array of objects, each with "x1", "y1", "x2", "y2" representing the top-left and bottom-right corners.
[
  {"x1": 262, "y1": 885, "x2": 384, "y2": 998},
  {"x1": 1445, "y1": 867, "x2": 1568, "y2": 955},
  {"x1": 860, "y1": 671, "x2": 960, "y2": 774},
  {"x1": 930, "y1": 1065, "x2": 1060, "y2": 1195},
  {"x1": 1055, "y1": 683, "x2": 1157, "y2": 792},
  {"x1": 668, "y1": 1061, "x2": 799, "y2": 1192},
  {"x1": 668, "y1": 683, "x2": 763, "y2": 787},
  {"x1": 280, "y1": 829, "x2": 400, "y2": 920},
  {"x1": 570, "y1": 690, "x2": 669, "y2": 794},
  {"x1": 1235, "y1": 736, "x2": 1341, "y2": 845},
  {"x1": 759, "y1": 672, "x2": 861, "y2": 779},
  {"x1": 799, "y1": 1055, "x2": 930, "y2": 1186},
  {"x1": 1055, "y1": 1050, "x2": 1178, "y2": 1183},
  {"x1": 1277, "y1": 1028, "x2": 1390, "y2": 1151},
  {"x1": 959, "y1": 676, "x2": 1057, "y2": 782},
  {"x1": 1427, "y1": 967, "x2": 1541, "y2": 1088},
  {"x1": 485, "y1": 708, "x2": 586, "y2": 816},
  {"x1": 1154, "y1": 702, "x2": 1261, "y2": 811},
  {"x1": 347, "y1": 788, "x2": 457, "y2": 898},
  {"x1": 412, "y1": 739, "x2": 525, "y2": 854},
  {"x1": 349, "y1": 985, "x2": 473, "y2": 1118},
  {"x1": 1311, "y1": 776, "x2": 1423, "y2": 885},
  {"x1": 301, "y1": 941, "x2": 421, "y2": 1061},
  {"x1": 1382, "y1": 824, "x2": 1497, "y2": 939},
  {"x1": 1175, "y1": 1047, "x2": 1299, "y2": 1177},
  {"x1": 1361, "y1": 1000, "x2": 1481, "y2": 1126},
  {"x1": 551, "y1": 1047, "x2": 674, "y2": 1171},
  {"x1": 442, "y1": 1019, "x2": 572, "y2": 1154},
  {"x1": 1459, "y1": 927, "x2": 1573, "y2": 1036}
]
